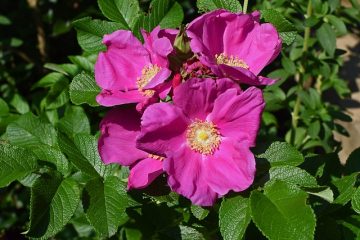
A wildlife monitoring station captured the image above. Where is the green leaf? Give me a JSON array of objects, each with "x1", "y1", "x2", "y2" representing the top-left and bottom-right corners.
[
  {"x1": 72, "y1": 17, "x2": 125, "y2": 52},
  {"x1": 68, "y1": 55, "x2": 94, "y2": 72},
  {"x1": 6, "y1": 112, "x2": 57, "y2": 148},
  {"x1": 191, "y1": 205, "x2": 209, "y2": 220},
  {"x1": 27, "y1": 172, "x2": 80, "y2": 239},
  {"x1": 10, "y1": 93, "x2": 30, "y2": 114},
  {"x1": 33, "y1": 72, "x2": 67, "y2": 89},
  {"x1": 125, "y1": 228, "x2": 142, "y2": 240},
  {"x1": 178, "y1": 225, "x2": 206, "y2": 240},
  {"x1": 257, "y1": 141, "x2": 304, "y2": 167},
  {"x1": 281, "y1": 55, "x2": 296, "y2": 74},
  {"x1": 0, "y1": 15, "x2": 11, "y2": 25},
  {"x1": 70, "y1": 72, "x2": 100, "y2": 107},
  {"x1": 333, "y1": 173, "x2": 358, "y2": 205},
  {"x1": 0, "y1": 143, "x2": 38, "y2": 188},
  {"x1": 326, "y1": 15, "x2": 347, "y2": 36},
  {"x1": 32, "y1": 146, "x2": 70, "y2": 175},
  {"x1": 134, "y1": 0, "x2": 184, "y2": 35},
  {"x1": 305, "y1": 186, "x2": 334, "y2": 203},
  {"x1": 219, "y1": 196, "x2": 251, "y2": 240},
  {"x1": 250, "y1": 181, "x2": 316, "y2": 240},
  {"x1": 98, "y1": 0, "x2": 140, "y2": 29},
  {"x1": 41, "y1": 77, "x2": 69, "y2": 110},
  {"x1": 264, "y1": 86, "x2": 286, "y2": 112},
  {"x1": 44, "y1": 63, "x2": 79, "y2": 76},
  {"x1": 0, "y1": 97, "x2": 9, "y2": 117},
  {"x1": 316, "y1": 23, "x2": 336, "y2": 57},
  {"x1": 83, "y1": 176, "x2": 130, "y2": 237},
  {"x1": 261, "y1": 9, "x2": 297, "y2": 45},
  {"x1": 352, "y1": 187, "x2": 360, "y2": 214},
  {"x1": 70, "y1": 214, "x2": 94, "y2": 238},
  {"x1": 58, "y1": 133, "x2": 113, "y2": 178},
  {"x1": 57, "y1": 106, "x2": 90, "y2": 138},
  {"x1": 269, "y1": 166, "x2": 318, "y2": 187},
  {"x1": 197, "y1": 0, "x2": 242, "y2": 13}
]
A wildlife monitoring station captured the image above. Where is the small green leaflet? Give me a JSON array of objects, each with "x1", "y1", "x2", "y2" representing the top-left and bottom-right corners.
[
  {"x1": 69, "y1": 72, "x2": 100, "y2": 107},
  {"x1": 72, "y1": 17, "x2": 125, "y2": 52},
  {"x1": 197, "y1": 0, "x2": 242, "y2": 13}
]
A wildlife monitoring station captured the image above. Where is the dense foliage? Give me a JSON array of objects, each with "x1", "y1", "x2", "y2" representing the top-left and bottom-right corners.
[{"x1": 0, "y1": 0, "x2": 360, "y2": 239}]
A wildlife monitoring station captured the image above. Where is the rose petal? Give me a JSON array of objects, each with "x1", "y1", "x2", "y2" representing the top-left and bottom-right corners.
[
  {"x1": 98, "y1": 108, "x2": 147, "y2": 165},
  {"x1": 95, "y1": 30, "x2": 150, "y2": 90},
  {"x1": 173, "y1": 78, "x2": 239, "y2": 119},
  {"x1": 208, "y1": 87, "x2": 265, "y2": 146},
  {"x1": 137, "y1": 103, "x2": 189, "y2": 156},
  {"x1": 128, "y1": 157, "x2": 164, "y2": 189},
  {"x1": 205, "y1": 138, "x2": 256, "y2": 195},
  {"x1": 96, "y1": 89, "x2": 146, "y2": 107},
  {"x1": 164, "y1": 146, "x2": 218, "y2": 206}
]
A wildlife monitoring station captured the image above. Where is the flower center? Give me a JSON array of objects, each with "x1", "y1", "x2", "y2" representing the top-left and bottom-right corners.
[
  {"x1": 137, "y1": 64, "x2": 161, "y2": 97},
  {"x1": 186, "y1": 120, "x2": 221, "y2": 155},
  {"x1": 215, "y1": 53, "x2": 249, "y2": 69},
  {"x1": 148, "y1": 154, "x2": 165, "y2": 161}
]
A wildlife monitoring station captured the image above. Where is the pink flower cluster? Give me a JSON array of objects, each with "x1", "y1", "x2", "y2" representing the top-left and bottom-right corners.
[{"x1": 96, "y1": 10, "x2": 281, "y2": 206}]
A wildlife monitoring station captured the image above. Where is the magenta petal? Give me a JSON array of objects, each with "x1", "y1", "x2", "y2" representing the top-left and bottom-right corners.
[
  {"x1": 187, "y1": 9, "x2": 229, "y2": 54},
  {"x1": 144, "y1": 68, "x2": 172, "y2": 90},
  {"x1": 173, "y1": 78, "x2": 238, "y2": 120},
  {"x1": 234, "y1": 23, "x2": 282, "y2": 75},
  {"x1": 158, "y1": 28, "x2": 178, "y2": 44},
  {"x1": 164, "y1": 146, "x2": 218, "y2": 206},
  {"x1": 142, "y1": 26, "x2": 174, "y2": 67},
  {"x1": 137, "y1": 103, "x2": 189, "y2": 156},
  {"x1": 128, "y1": 158, "x2": 164, "y2": 190},
  {"x1": 205, "y1": 139, "x2": 256, "y2": 195},
  {"x1": 96, "y1": 89, "x2": 146, "y2": 107},
  {"x1": 157, "y1": 81, "x2": 172, "y2": 99},
  {"x1": 95, "y1": 30, "x2": 150, "y2": 90},
  {"x1": 208, "y1": 87, "x2": 265, "y2": 146},
  {"x1": 98, "y1": 108, "x2": 147, "y2": 166},
  {"x1": 218, "y1": 64, "x2": 275, "y2": 85}
]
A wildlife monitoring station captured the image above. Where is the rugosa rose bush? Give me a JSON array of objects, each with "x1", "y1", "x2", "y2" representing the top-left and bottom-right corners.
[
  {"x1": 2, "y1": 0, "x2": 360, "y2": 239},
  {"x1": 96, "y1": 10, "x2": 277, "y2": 206}
]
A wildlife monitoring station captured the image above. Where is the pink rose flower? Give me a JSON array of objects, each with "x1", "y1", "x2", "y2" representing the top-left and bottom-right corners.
[
  {"x1": 95, "y1": 27, "x2": 178, "y2": 108},
  {"x1": 137, "y1": 78, "x2": 265, "y2": 206},
  {"x1": 98, "y1": 107, "x2": 164, "y2": 189},
  {"x1": 186, "y1": 10, "x2": 282, "y2": 85}
]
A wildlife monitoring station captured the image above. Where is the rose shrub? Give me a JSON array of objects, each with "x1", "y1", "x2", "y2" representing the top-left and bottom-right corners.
[{"x1": 0, "y1": 0, "x2": 360, "y2": 239}]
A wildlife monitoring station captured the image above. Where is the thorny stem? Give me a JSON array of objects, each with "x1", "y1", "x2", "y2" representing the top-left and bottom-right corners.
[
  {"x1": 243, "y1": 0, "x2": 249, "y2": 14},
  {"x1": 291, "y1": 0, "x2": 313, "y2": 142}
]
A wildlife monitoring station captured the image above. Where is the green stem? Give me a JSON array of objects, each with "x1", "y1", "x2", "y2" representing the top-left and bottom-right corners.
[
  {"x1": 291, "y1": 0, "x2": 313, "y2": 139},
  {"x1": 302, "y1": 0, "x2": 313, "y2": 52},
  {"x1": 243, "y1": 0, "x2": 248, "y2": 14}
]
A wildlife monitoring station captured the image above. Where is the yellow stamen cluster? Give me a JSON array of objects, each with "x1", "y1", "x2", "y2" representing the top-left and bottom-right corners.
[
  {"x1": 215, "y1": 53, "x2": 249, "y2": 69},
  {"x1": 148, "y1": 154, "x2": 165, "y2": 161},
  {"x1": 136, "y1": 64, "x2": 161, "y2": 97},
  {"x1": 186, "y1": 120, "x2": 221, "y2": 155}
]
